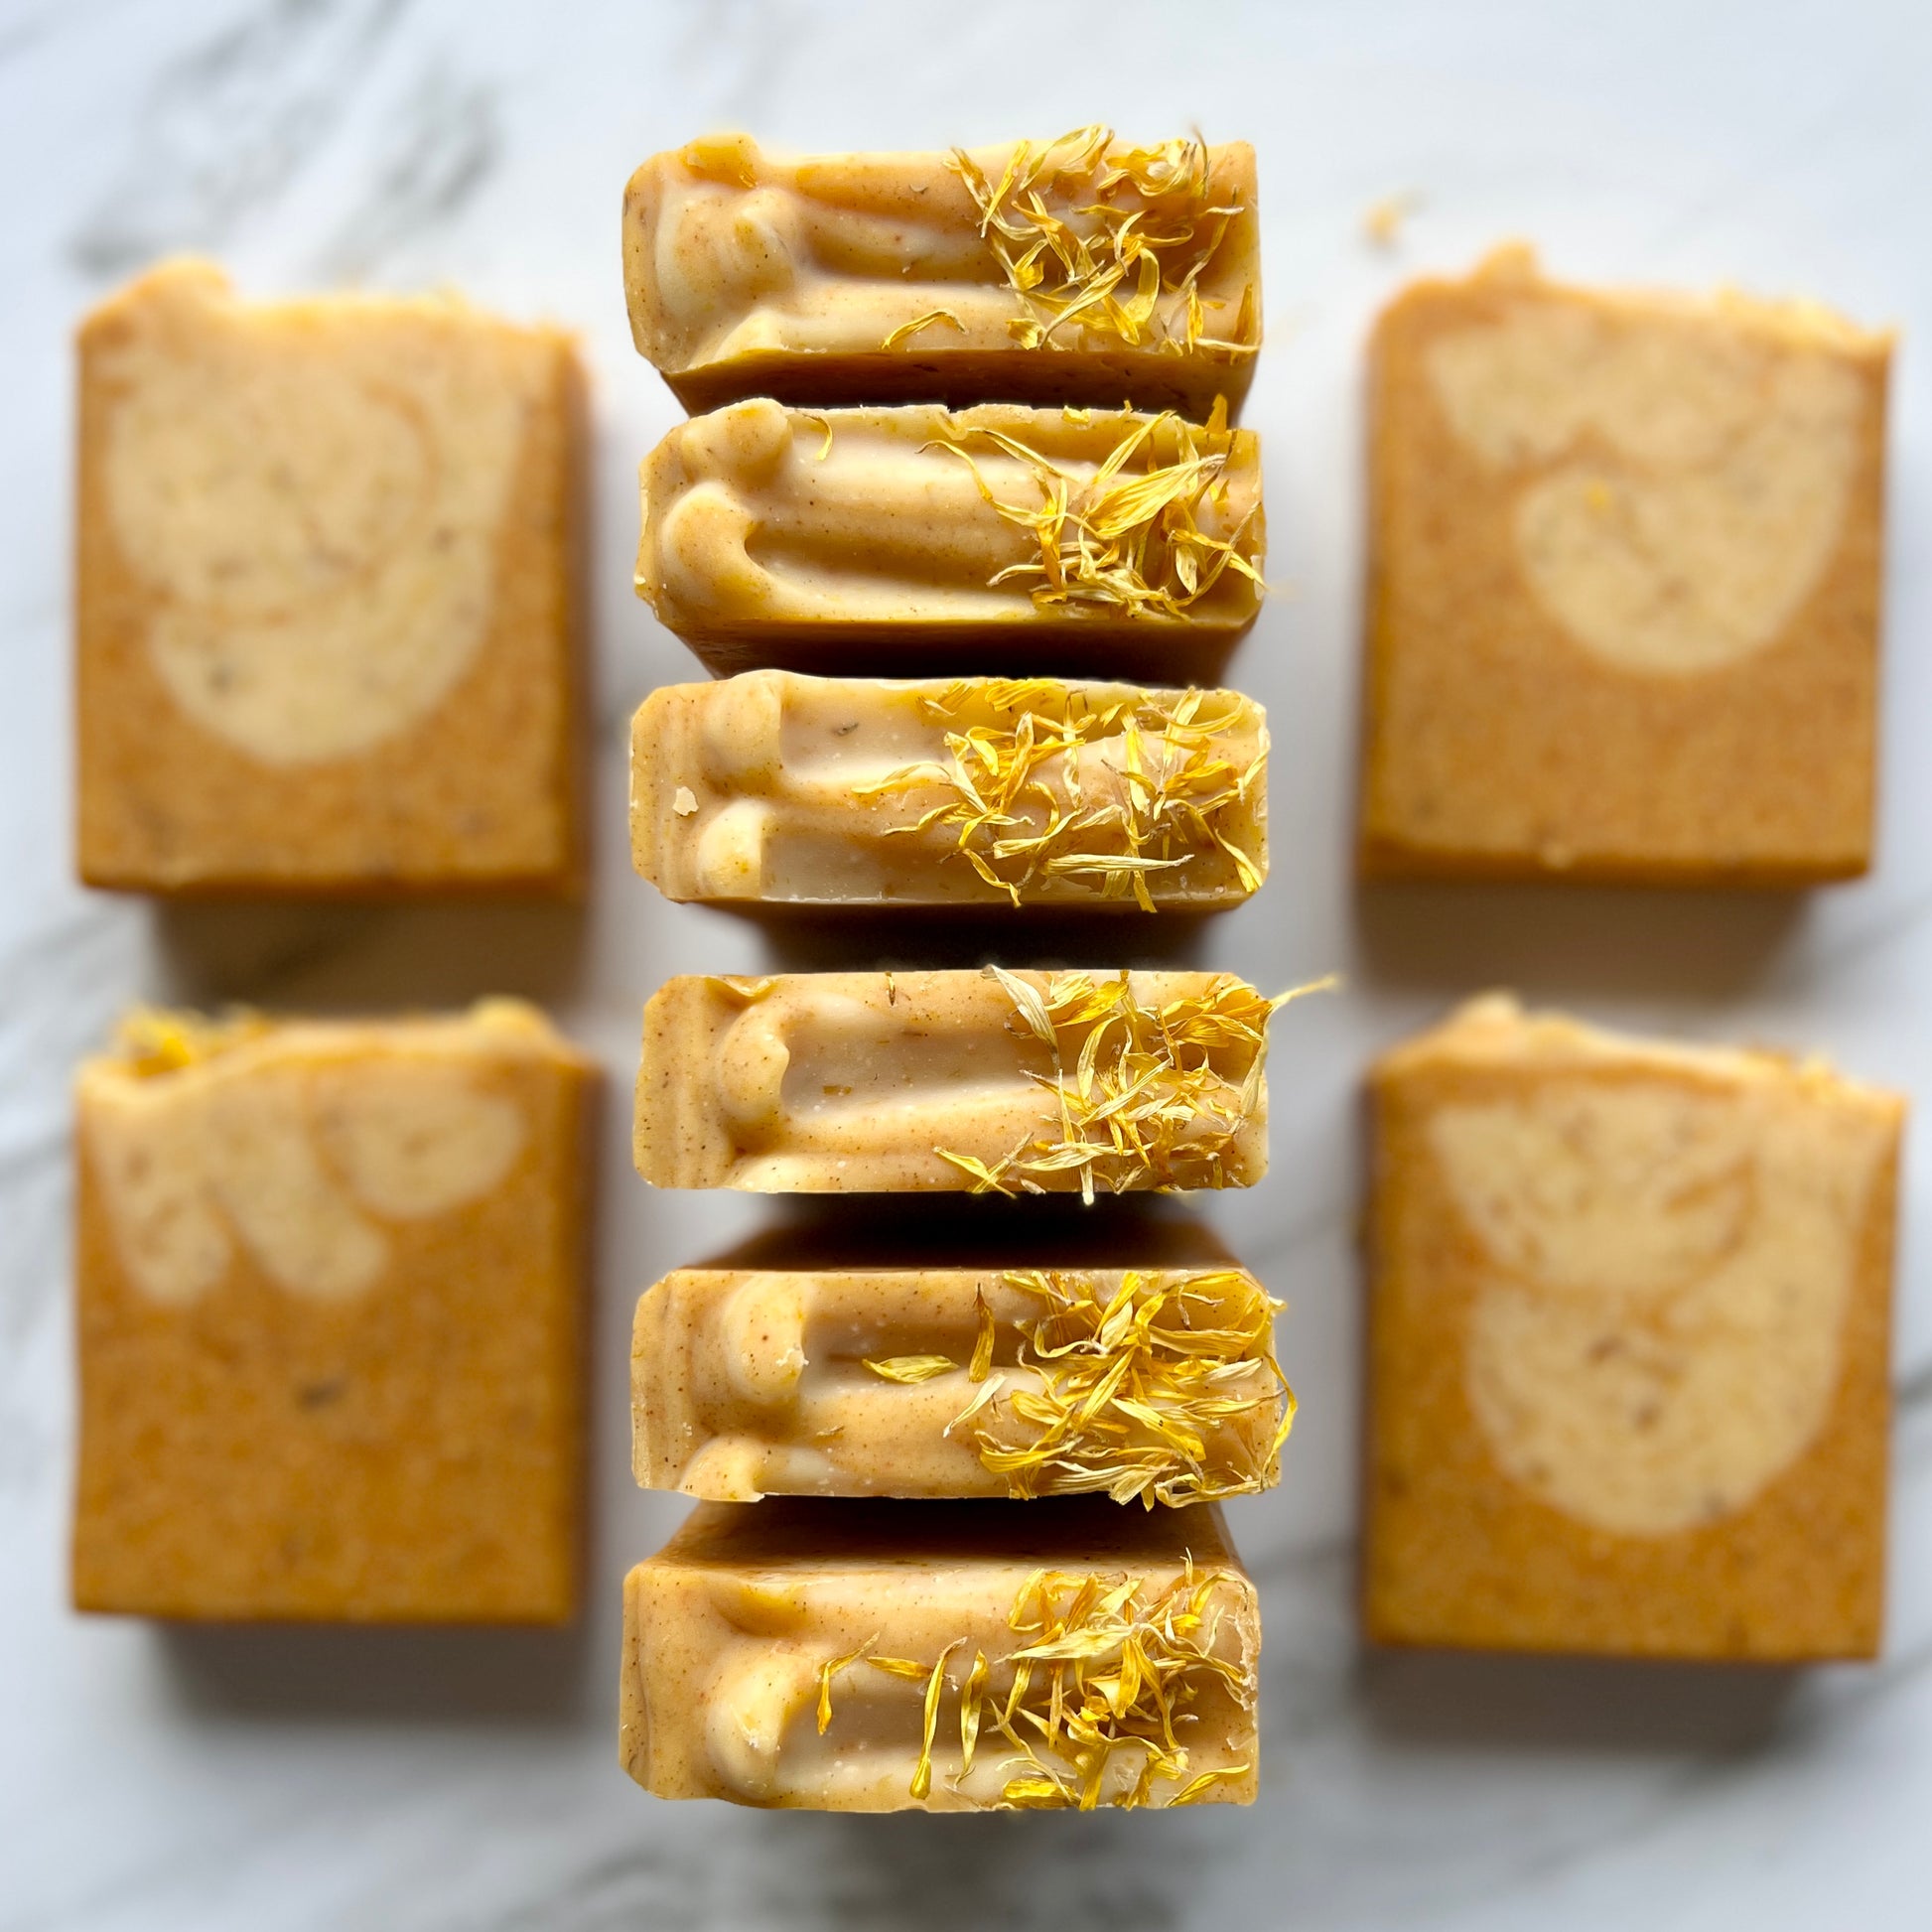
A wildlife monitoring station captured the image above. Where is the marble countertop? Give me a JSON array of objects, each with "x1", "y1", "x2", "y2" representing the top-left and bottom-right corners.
[{"x1": 4, "y1": 1, "x2": 1929, "y2": 1926}]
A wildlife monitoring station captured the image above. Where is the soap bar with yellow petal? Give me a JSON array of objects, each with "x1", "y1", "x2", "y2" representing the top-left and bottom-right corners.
[
  {"x1": 636, "y1": 400, "x2": 1264, "y2": 678},
  {"x1": 1358, "y1": 245, "x2": 1891, "y2": 885},
  {"x1": 71, "y1": 1002, "x2": 595, "y2": 1621},
  {"x1": 634, "y1": 968, "x2": 1297, "y2": 1196},
  {"x1": 1365, "y1": 994, "x2": 1904, "y2": 1660},
  {"x1": 630, "y1": 671, "x2": 1267, "y2": 909},
  {"x1": 621, "y1": 1496, "x2": 1260, "y2": 1810},
  {"x1": 622, "y1": 130, "x2": 1260, "y2": 418},
  {"x1": 633, "y1": 1243, "x2": 1292, "y2": 1504}
]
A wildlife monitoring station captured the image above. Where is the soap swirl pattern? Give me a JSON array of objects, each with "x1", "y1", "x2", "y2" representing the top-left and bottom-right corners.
[
  {"x1": 1428, "y1": 1079, "x2": 1883, "y2": 1536},
  {"x1": 86, "y1": 1060, "x2": 528, "y2": 1305},
  {"x1": 1426, "y1": 298, "x2": 1862, "y2": 675},
  {"x1": 98, "y1": 267, "x2": 544, "y2": 764}
]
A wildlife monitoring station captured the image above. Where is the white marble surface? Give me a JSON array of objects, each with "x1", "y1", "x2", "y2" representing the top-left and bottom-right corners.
[{"x1": 3, "y1": 1, "x2": 1930, "y2": 1925}]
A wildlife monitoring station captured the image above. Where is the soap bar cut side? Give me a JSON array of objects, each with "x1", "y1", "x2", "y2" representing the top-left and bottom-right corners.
[
  {"x1": 633, "y1": 1261, "x2": 1292, "y2": 1503},
  {"x1": 634, "y1": 968, "x2": 1285, "y2": 1194},
  {"x1": 1359, "y1": 245, "x2": 1890, "y2": 885},
  {"x1": 71, "y1": 1001, "x2": 594, "y2": 1621},
  {"x1": 622, "y1": 130, "x2": 1260, "y2": 418},
  {"x1": 1364, "y1": 994, "x2": 1903, "y2": 1660},
  {"x1": 76, "y1": 259, "x2": 585, "y2": 896},
  {"x1": 636, "y1": 401, "x2": 1264, "y2": 677},
  {"x1": 631, "y1": 671, "x2": 1268, "y2": 909},
  {"x1": 621, "y1": 1497, "x2": 1260, "y2": 1810}
]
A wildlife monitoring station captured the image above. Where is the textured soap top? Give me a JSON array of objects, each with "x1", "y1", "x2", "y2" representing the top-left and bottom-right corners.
[{"x1": 622, "y1": 129, "x2": 1261, "y2": 415}]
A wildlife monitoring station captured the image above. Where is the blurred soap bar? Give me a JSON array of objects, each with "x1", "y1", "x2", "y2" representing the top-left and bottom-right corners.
[
  {"x1": 76, "y1": 259, "x2": 585, "y2": 895},
  {"x1": 635, "y1": 400, "x2": 1264, "y2": 676},
  {"x1": 630, "y1": 671, "x2": 1267, "y2": 909},
  {"x1": 620, "y1": 1497, "x2": 1260, "y2": 1810},
  {"x1": 633, "y1": 1254, "x2": 1291, "y2": 1503},
  {"x1": 634, "y1": 968, "x2": 1286, "y2": 1195},
  {"x1": 1359, "y1": 243, "x2": 1891, "y2": 885},
  {"x1": 72, "y1": 1002, "x2": 594, "y2": 1622},
  {"x1": 1364, "y1": 994, "x2": 1904, "y2": 1661},
  {"x1": 621, "y1": 130, "x2": 1260, "y2": 417}
]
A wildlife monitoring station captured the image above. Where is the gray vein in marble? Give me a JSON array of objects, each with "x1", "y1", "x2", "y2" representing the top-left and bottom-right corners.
[
  {"x1": 316, "y1": 58, "x2": 499, "y2": 278},
  {"x1": 68, "y1": 0, "x2": 410, "y2": 276}
]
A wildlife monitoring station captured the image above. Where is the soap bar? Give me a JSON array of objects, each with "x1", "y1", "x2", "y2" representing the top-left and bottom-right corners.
[
  {"x1": 1359, "y1": 244, "x2": 1890, "y2": 884},
  {"x1": 621, "y1": 1497, "x2": 1260, "y2": 1810},
  {"x1": 622, "y1": 129, "x2": 1260, "y2": 417},
  {"x1": 633, "y1": 1256, "x2": 1291, "y2": 1503},
  {"x1": 631, "y1": 671, "x2": 1267, "y2": 909},
  {"x1": 71, "y1": 1002, "x2": 594, "y2": 1621},
  {"x1": 76, "y1": 259, "x2": 584, "y2": 895},
  {"x1": 1364, "y1": 995, "x2": 1904, "y2": 1661},
  {"x1": 636, "y1": 400, "x2": 1264, "y2": 677},
  {"x1": 635, "y1": 968, "x2": 1292, "y2": 1194}
]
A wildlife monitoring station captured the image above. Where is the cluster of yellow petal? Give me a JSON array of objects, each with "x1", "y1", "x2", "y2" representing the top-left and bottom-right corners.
[
  {"x1": 816, "y1": 1562, "x2": 1256, "y2": 1809},
  {"x1": 969, "y1": 1268, "x2": 1295, "y2": 1506},
  {"x1": 854, "y1": 677, "x2": 1265, "y2": 910},
  {"x1": 937, "y1": 967, "x2": 1327, "y2": 1199},
  {"x1": 948, "y1": 125, "x2": 1257, "y2": 356},
  {"x1": 932, "y1": 405, "x2": 1263, "y2": 622}
]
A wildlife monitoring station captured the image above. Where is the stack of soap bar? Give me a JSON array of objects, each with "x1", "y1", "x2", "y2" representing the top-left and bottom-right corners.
[
  {"x1": 1359, "y1": 244, "x2": 1891, "y2": 884},
  {"x1": 621, "y1": 1498, "x2": 1259, "y2": 1810},
  {"x1": 634, "y1": 1250, "x2": 1290, "y2": 1504},
  {"x1": 72, "y1": 1001, "x2": 593, "y2": 1621},
  {"x1": 76, "y1": 259, "x2": 584, "y2": 895},
  {"x1": 623, "y1": 130, "x2": 1260, "y2": 415},
  {"x1": 637, "y1": 399, "x2": 1264, "y2": 676},
  {"x1": 631, "y1": 670, "x2": 1268, "y2": 909},
  {"x1": 1364, "y1": 994, "x2": 1904, "y2": 1660},
  {"x1": 635, "y1": 968, "x2": 1281, "y2": 1194}
]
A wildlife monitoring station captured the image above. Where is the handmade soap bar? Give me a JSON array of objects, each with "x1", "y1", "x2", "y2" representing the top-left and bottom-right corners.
[
  {"x1": 622, "y1": 129, "x2": 1260, "y2": 417},
  {"x1": 76, "y1": 259, "x2": 584, "y2": 895},
  {"x1": 72, "y1": 1002, "x2": 594, "y2": 1621},
  {"x1": 1359, "y1": 245, "x2": 1890, "y2": 884},
  {"x1": 636, "y1": 401, "x2": 1264, "y2": 676},
  {"x1": 621, "y1": 1497, "x2": 1260, "y2": 1810},
  {"x1": 633, "y1": 1256, "x2": 1291, "y2": 1503},
  {"x1": 635, "y1": 968, "x2": 1299, "y2": 1194},
  {"x1": 1364, "y1": 995, "x2": 1903, "y2": 1660},
  {"x1": 631, "y1": 671, "x2": 1267, "y2": 908}
]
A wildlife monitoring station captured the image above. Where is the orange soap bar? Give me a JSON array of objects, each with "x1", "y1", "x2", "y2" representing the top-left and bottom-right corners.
[
  {"x1": 1364, "y1": 995, "x2": 1904, "y2": 1660},
  {"x1": 76, "y1": 260, "x2": 584, "y2": 895},
  {"x1": 72, "y1": 1002, "x2": 595, "y2": 1622},
  {"x1": 1359, "y1": 245, "x2": 1890, "y2": 884}
]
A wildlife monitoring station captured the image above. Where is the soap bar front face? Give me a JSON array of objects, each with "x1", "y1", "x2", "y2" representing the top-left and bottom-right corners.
[
  {"x1": 634, "y1": 969, "x2": 1278, "y2": 1194},
  {"x1": 622, "y1": 131, "x2": 1260, "y2": 417},
  {"x1": 636, "y1": 401, "x2": 1264, "y2": 675},
  {"x1": 1364, "y1": 995, "x2": 1903, "y2": 1661},
  {"x1": 76, "y1": 260, "x2": 584, "y2": 896},
  {"x1": 1359, "y1": 246, "x2": 1890, "y2": 885},
  {"x1": 621, "y1": 1498, "x2": 1260, "y2": 1810},
  {"x1": 71, "y1": 1002, "x2": 594, "y2": 1621},
  {"x1": 634, "y1": 1262, "x2": 1291, "y2": 1503},
  {"x1": 631, "y1": 671, "x2": 1267, "y2": 908}
]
